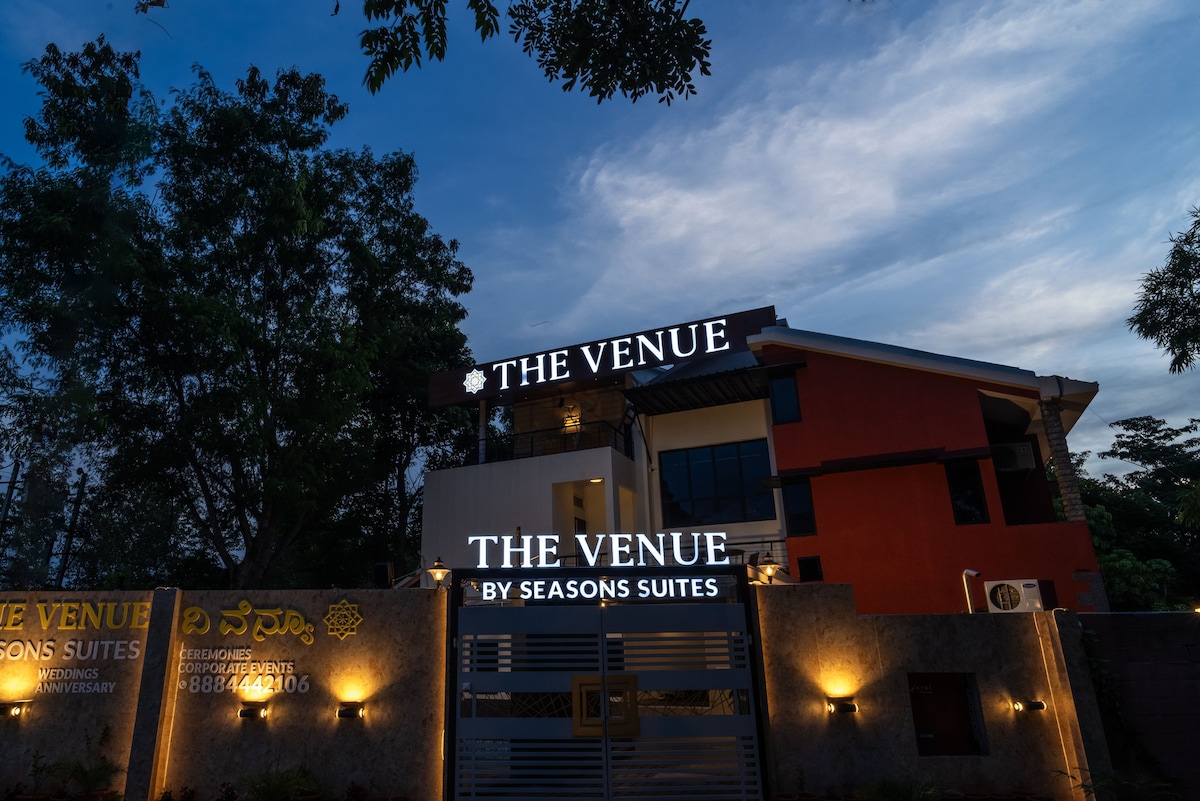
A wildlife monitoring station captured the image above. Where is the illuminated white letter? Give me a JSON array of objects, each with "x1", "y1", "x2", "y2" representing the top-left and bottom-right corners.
[
  {"x1": 635, "y1": 332, "x2": 665, "y2": 365},
  {"x1": 635, "y1": 533, "x2": 666, "y2": 567},
  {"x1": 610, "y1": 533, "x2": 633, "y2": 566},
  {"x1": 520, "y1": 354, "x2": 547, "y2": 386},
  {"x1": 670, "y1": 532, "x2": 702, "y2": 565},
  {"x1": 611, "y1": 337, "x2": 634, "y2": 370},
  {"x1": 668, "y1": 325, "x2": 700, "y2": 359},
  {"x1": 537, "y1": 535, "x2": 561, "y2": 567},
  {"x1": 502, "y1": 535, "x2": 535, "y2": 568},
  {"x1": 576, "y1": 534, "x2": 605, "y2": 566},
  {"x1": 704, "y1": 532, "x2": 729, "y2": 565},
  {"x1": 581, "y1": 343, "x2": 607, "y2": 374},
  {"x1": 468, "y1": 535, "x2": 498, "y2": 569},
  {"x1": 492, "y1": 361, "x2": 518, "y2": 390},
  {"x1": 703, "y1": 319, "x2": 730, "y2": 354},
  {"x1": 549, "y1": 350, "x2": 570, "y2": 381}
]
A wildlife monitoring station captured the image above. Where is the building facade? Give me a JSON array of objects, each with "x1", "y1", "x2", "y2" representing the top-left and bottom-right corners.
[{"x1": 421, "y1": 306, "x2": 1105, "y2": 615}]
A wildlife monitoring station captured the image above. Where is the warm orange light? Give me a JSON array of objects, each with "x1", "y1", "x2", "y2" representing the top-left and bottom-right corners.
[
  {"x1": 428, "y1": 557, "x2": 450, "y2": 587},
  {"x1": 761, "y1": 552, "x2": 779, "y2": 582},
  {"x1": 1, "y1": 665, "x2": 39, "y2": 699},
  {"x1": 821, "y1": 675, "x2": 858, "y2": 698},
  {"x1": 239, "y1": 683, "x2": 274, "y2": 703}
]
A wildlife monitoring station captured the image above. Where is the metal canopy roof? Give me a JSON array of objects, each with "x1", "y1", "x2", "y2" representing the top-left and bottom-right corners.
[{"x1": 624, "y1": 351, "x2": 770, "y2": 415}]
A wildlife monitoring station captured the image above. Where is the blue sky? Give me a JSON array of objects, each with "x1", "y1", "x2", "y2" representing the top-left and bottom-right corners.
[{"x1": 2, "y1": 0, "x2": 1198, "y2": 474}]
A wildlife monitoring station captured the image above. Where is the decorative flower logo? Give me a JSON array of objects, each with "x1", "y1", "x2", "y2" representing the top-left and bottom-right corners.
[
  {"x1": 463, "y1": 368, "x2": 486, "y2": 395},
  {"x1": 324, "y1": 599, "x2": 363, "y2": 641}
]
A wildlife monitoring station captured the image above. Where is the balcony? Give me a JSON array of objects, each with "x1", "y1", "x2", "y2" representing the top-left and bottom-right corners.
[{"x1": 490, "y1": 420, "x2": 632, "y2": 462}]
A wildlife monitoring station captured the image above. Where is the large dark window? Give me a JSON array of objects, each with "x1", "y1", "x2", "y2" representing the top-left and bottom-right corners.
[
  {"x1": 944, "y1": 459, "x2": 989, "y2": 525},
  {"x1": 908, "y1": 673, "x2": 986, "y2": 756},
  {"x1": 659, "y1": 439, "x2": 775, "y2": 527},
  {"x1": 783, "y1": 480, "x2": 817, "y2": 536},
  {"x1": 769, "y1": 372, "x2": 801, "y2": 424}
]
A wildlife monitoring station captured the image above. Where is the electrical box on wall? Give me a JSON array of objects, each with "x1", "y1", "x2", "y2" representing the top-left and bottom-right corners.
[{"x1": 984, "y1": 579, "x2": 1053, "y2": 612}]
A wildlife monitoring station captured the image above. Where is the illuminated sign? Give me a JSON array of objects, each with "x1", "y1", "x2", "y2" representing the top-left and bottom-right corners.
[
  {"x1": 467, "y1": 532, "x2": 736, "y2": 603},
  {"x1": 479, "y1": 576, "x2": 724, "y2": 603},
  {"x1": 0, "y1": 597, "x2": 151, "y2": 695},
  {"x1": 429, "y1": 306, "x2": 776, "y2": 405},
  {"x1": 467, "y1": 532, "x2": 731, "y2": 569}
]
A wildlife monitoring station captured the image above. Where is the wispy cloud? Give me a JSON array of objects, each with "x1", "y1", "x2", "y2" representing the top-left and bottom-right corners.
[{"x1": 514, "y1": 0, "x2": 1178, "y2": 338}]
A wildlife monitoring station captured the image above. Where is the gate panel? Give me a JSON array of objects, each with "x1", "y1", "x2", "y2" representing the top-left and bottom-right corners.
[
  {"x1": 456, "y1": 605, "x2": 605, "y2": 800},
  {"x1": 452, "y1": 583, "x2": 763, "y2": 801},
  {"x1": 602, "y1": 604, "x2": 762, "y2": 801}
]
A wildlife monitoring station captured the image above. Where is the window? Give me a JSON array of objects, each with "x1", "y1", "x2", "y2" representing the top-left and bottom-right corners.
[
  {"x1": 769, "y1": 372, "x2": 801, "y2": 424},
  {"x1": 782, "y1": 480, "x2": 817, "y2": 536},
  {"x1": 944, "y1": 459, "x2": 989, "y2": 525},
  {"x1": 795, "y1": 556, "x2": 823, "y2": 582},
  {"x1": 908, "y1": 673, "x2": 986, "y2": 756},
  {"x1": 659, "y1": 439, "x2": 775, "y2": 527}
]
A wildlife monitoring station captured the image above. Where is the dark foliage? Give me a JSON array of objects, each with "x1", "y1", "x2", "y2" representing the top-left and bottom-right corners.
[
  {"x1": 1129, "y1": 207, "x2": 1200, "y2": 374},
  {"x1": 0, "y1": 38, "x2": 475, "y2": 589},
  {"x1": 1075, "y1": 417, "x2": 1200, "y2": 610},
  {"x1": 351, "y1": 0, "x2": 709, "y2": 103}
]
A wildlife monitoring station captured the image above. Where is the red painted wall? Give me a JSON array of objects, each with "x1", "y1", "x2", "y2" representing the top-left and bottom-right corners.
[
  {"x1": 771, "y1": 349, "x2": 1101, "y2": 614},
  {"x1": 771, "y1": 349, "x2": 1037, "y2": 467}
]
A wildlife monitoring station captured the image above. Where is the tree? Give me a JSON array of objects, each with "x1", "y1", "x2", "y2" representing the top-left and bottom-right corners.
[
  {"x1": 1073, "y1": 416, "x2": 1200, "y2": 610},
  {"x1": 1129, "y1": 207, "x2": 1200, "y2": 373},
  {"x1": 0, "y1": 38, "x2": 474, "y2": 589},
  {"x1": 138, "y1": 0, "x2": 713, "y2": 104}
]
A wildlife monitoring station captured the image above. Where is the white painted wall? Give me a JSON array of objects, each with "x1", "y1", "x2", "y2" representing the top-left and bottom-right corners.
[{"x1": 422, "y1": 447, "x2": 636, "y2": 572}]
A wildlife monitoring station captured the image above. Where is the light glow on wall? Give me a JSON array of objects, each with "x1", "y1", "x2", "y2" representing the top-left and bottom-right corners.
[
  {"x1": 331, "y1": 676, "x2": 375, "y2": 703},
  {"x1": 1, "y1": 664, "x2": 38, "y2": 700},
  {"x1": 239, "y1": 687, "x2": 274, "y2": 703},
  {"x1": 820, "y1": 674, "x2": 859, "y2": 699}
]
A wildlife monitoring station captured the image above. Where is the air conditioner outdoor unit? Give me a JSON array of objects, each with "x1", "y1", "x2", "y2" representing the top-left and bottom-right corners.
[
  {"x1": 991, "y1": 442, "x2": 1036, "y2": 472},
  {"x1": 984, "y1": 579, "x2": 1048, "y2": 613}
]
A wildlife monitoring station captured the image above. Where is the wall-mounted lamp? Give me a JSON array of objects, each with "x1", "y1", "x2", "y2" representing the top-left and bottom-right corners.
[
  {"x1": 428, "y1": 557, "x2": 450, "y2": 589},
  {"x1": 826, "y1": 696, "x2": 858, "y2": 714},
  {"x1": 588, "y1": 477, "x2": 603, "y2": 483},
  {"x1": 4, "y1": 701, "x2": 29, "y2": 718},
  {"x1": 761, "y1": 552, "x2": 780, "y2": 584},
  {"x1": 1011, "y1": 700, "x2": 1046, "y2": 712},
  {"x1": 336, "y1": 701, "x2": 365, "y2": 719},
  {"x1": 237, "y1": 701, "x2": 268, "y2": 720}
]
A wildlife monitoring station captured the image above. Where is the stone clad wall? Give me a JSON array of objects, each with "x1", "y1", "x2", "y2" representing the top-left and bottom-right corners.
[
  {"x1": 0, "y1": 591, "x2": 155, "y2": 797},
  {"x1": 1, "y1": 589, "x2": 446, "y2": 801},
  {"x1": 4, "y1": 583, "x2": 1127, "y2": 801},
  {"x1": 755, "y1": 584, "x2": 1109, "y2": 801}
]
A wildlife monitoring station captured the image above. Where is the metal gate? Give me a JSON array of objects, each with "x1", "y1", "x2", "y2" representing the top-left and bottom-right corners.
[{"x1": 448, "y1": 570, "x2": 764, "y2": 801}]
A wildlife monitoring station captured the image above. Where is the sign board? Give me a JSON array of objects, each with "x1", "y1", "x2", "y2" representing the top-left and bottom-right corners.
[
  {"x1": 465, "y1": 531, "x2": 738, "y2": 603},
  {"x1": 429, "y1": 306, "x2": 776, "y2": 406}
]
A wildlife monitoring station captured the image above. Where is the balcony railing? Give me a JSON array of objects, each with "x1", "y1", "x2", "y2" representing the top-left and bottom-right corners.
[{"x1": 488, "y1": 420, "x2": 632, "y2": 462}]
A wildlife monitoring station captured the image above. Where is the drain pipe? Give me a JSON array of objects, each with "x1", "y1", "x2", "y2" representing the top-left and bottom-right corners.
[{"x1": 962, "y1": 569, "x2": 981, "y2": 614}]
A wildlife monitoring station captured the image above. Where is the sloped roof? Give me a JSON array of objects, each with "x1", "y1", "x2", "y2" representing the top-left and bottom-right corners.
[{"x1": 747, "y1": 326, "x2": 1099, "y2": 431}]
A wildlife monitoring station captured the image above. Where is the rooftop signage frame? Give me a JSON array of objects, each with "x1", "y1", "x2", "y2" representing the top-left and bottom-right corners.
[{"x1": 429, "y1": 306, "x2": 776, "y2": 406}]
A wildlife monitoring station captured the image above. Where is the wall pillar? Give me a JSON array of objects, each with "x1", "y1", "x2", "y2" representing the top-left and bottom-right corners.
[
  {"x1": 125, "y1": 588, "x2": 182, "y2": 801},
  {"x1": 1040, "y1": 397, "x2": 1086, "y2": 523}
]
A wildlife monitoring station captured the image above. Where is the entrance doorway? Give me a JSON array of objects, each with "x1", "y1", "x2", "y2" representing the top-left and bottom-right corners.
[{"x1": 448, "y1": 568, "x2": 765, "y2": 801}]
